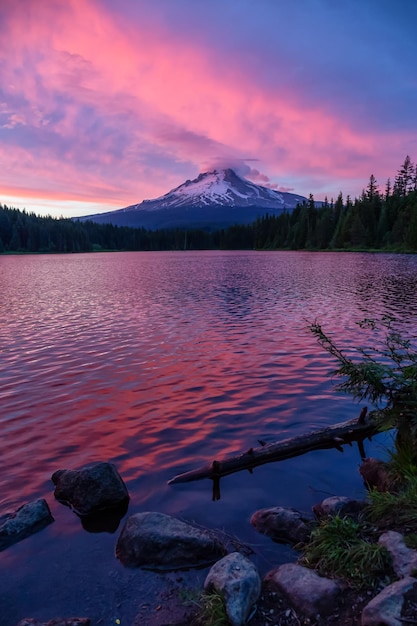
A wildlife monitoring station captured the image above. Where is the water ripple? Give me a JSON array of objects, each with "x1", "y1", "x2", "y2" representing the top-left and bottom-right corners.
[{"x1": 1, "y1": 251, "x2": 417, "y2": 572}]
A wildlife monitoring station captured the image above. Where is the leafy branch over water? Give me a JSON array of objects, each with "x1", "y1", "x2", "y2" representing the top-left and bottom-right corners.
[
  {"x1": 170, "y1": 316, "x2": 417, "y2": 489},
  {"x1": 308, "y1": 315, "x2": 417, "y2": 433}
]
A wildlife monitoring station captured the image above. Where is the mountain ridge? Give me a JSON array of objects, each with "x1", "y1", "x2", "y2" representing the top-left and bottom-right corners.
[{"x1": 77, "y1": 168, "x2": 307, "y2": 230}]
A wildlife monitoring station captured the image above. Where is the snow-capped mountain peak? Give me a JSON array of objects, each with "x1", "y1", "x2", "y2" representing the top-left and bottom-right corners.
[
  {"x1": 77, "y1": 168, "x2": 307, "y2": 230},
  {"x1": 124, "y1": 168, "x2": 305, "y2": 212}
]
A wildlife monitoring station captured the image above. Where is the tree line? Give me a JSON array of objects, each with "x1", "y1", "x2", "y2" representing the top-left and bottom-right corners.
[
  {"x1": 1, "y1": 156, "x2": 416, "y2": 254},
  {"x1": 253, "y1": 155, "x2": 417, "y2": 252}
]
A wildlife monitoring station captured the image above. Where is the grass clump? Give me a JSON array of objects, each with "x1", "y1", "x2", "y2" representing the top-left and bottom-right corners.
[
  {"x1": 385, "y1": 437, "x2": 417, "y2": 483},
  {"x1": 404, "y1": 534, "x2": 417, "y2": 550},
  {"x1": 364, "y1": 441, "x2": 417, "y2": 532},
  {"x1": 190, "y1": 590, "x2": 229, "y2": 626},
  {"x1": 367, "y1": 477, "x2": 417, "y2": 531},
  {"x1": 300, "y1": 515, "x2": 391, "y2": 588}
]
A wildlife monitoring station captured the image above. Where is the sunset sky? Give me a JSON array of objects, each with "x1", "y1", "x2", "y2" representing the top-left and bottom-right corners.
[{"x1": 1, "y1": 0, "x2": 417, "y2": 218}]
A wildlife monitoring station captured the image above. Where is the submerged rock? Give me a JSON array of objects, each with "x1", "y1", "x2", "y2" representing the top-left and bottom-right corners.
[
  {"x1": 265, "y1": 562, "x2": 340, "y2": 620},
  {"x1": 250, "y1": 506, "x2": 312, "y2": 545},
  {"x1": 116, "y1": 511, "x2": 227, "y2": 570},
  {"x1": 204, "y1": 552, "x2": 261, "y2": 626},
  {"x1": 313, "y1": 495, "x2": 367, "y2": 520},
  {"x1": 51, "y1": 461, "x2": 129, "y2": 517},
  {"x1": 0, "y1": 499, "x2": 54, "y2": 551}
]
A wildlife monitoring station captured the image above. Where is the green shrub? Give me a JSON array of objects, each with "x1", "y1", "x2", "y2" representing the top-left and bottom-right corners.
[
  {"x1": 191, "y1": 591, "x2": 229, "y2": 626},
  {"x1": 367, "y1": 477, "x2": 417, "y2": 531},
  {"x1": 309, "y1": 316, "x2": 417, "y2": 420},
  {"x1": 300, "y1": 515, "x2": 391, "y2": 588}
]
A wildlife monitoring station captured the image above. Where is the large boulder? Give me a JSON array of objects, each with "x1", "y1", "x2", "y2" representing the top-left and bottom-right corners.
[
  {"x1": 361, "y1": 577, "x2": 417, "y2": 625},
  {"x1": 51, "y1": 462, "x2": 129, "y2": 517},
  {"x1": 116, "y1": 512, "x2": 227, "y2": 570},
  {"x1": 378, "y1": 531, "x2": 417, "y2": 579},
  {"x1": 0, "y1": 499, "x2": 54, "y2": 551},
  {"x1": 250, "y1": 506, "x2": 312, "y2": 545},
  {"x1": 265, "y1": 563, "x2": 340, "y2": 620},
  {"x1": 204, "y1": 552, "x2": 261, "y2": 626}
]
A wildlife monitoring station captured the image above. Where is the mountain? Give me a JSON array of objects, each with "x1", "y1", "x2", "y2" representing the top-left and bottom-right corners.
[{"x1": 77, "y1": 168, "x2": 307, "y2": 230}]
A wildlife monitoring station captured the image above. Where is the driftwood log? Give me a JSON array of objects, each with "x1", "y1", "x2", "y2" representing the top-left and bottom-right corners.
[{"x1": 168, "y1": 408, "x2": 382, "y2": 494}]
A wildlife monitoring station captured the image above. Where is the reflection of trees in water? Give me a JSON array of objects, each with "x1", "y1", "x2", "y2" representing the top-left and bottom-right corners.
[
  {"x1": 381, "y1": 273, "x2": 417, "y2": 314},
  {"x1": 354, "y1": 256, "x2": 417, "y2": 323}
]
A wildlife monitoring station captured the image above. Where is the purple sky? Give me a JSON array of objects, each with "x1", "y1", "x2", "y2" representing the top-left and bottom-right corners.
[{"x1": 1, "y1": 0, "x2": 417, "y2": 217}]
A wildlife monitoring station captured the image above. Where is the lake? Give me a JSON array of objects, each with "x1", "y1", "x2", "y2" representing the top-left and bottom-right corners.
[{"x1": 1, "y1": 250, "x2": 417, "y2": 624}]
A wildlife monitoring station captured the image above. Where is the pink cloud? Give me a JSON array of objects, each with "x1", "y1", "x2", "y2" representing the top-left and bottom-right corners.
[{"x1": 1, "y1": 0, "x2": 416, "y2": 215}]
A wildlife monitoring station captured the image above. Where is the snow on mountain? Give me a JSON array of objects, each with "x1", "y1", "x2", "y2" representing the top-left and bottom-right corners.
[
  {"x1": 76, "y1": 169, "x2": 307, "y2": 229},
  {"x1": 123, "y1": 168, "x2": 305, "y2": 212}
]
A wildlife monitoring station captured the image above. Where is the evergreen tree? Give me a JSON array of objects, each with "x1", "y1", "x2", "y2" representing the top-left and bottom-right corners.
[
  {"x1": 350, "y1": 209, "x2": 366, "y2": 247},
  {"x1": 394, "y1": 155, "x2": 414, "y2": 196},
  {"x1": 366, "y1": 174, "x2": 379, "y2": 199},
  {"x1": 9, "y1": 224, "x2": 22, "y2": 251},
  {"x1": 405, "y1": 200, "x2": 417, "y2": 251},
  {"x1": 376, "y1": 204, "x2": 389, "y2": 248},
  {"x1": 315, "y1": 205, "x2": 334, "y2": 249},
  {"x1": 330, "y1": 193, "x2": 345, "y2": 248},
  {"x1": 306, "y1": 194, "x2": 317, "y2": 248},
  {"x1": 385, "y1": 178, "x2": 392, "y2": 200}
]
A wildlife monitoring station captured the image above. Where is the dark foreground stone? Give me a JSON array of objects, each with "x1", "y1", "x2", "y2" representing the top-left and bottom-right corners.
[
  {"x1": 313, "y1": 496, "x2": 367, "y2": 520},
  {"x1": 250, "y1": 506, "x2": 312, "y2": 545},
  {"x1": 378, "y1": 531, "x2": 417, "y2": 579},
  {"x1": 116, "y1": 511, "x2": 227, "y2": 570},
  {"x1": 204, "y1": 552, "x2": 261, "y2": 626},
  {"x1": 265, "y1": 563, "x2": 340, "y2": 620},
  {"x1": 0, "y1": 499, "x2": 54, "y2": 551},
  {"x1": 51, "y1": 461, "x2": 129, "y2": 517},
  {"x1": 361, "y1": 577, "x2": 417, "y2": 625}
]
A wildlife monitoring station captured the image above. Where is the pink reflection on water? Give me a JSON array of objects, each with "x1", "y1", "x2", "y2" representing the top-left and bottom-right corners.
[
  {"x1": 1, "y1": 251, "x2": 417, "y2": 513},
  {"x1": 2, "y1": 251, "x2": 417, "y2": 625}
]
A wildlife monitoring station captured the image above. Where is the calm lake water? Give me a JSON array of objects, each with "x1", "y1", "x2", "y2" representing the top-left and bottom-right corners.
[{"x1": 1, "y1": 250, "x2": 417, "y2": 625}]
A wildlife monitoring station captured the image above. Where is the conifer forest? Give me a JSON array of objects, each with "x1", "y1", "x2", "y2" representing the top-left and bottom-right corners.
[{"x1": 1, "y1": 156, "x2": 416, "y2": 254}]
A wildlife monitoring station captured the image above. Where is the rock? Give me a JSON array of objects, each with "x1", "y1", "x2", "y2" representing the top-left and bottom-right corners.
[
  {"x1": 359, "y1": 458, "x2": 392, "y2": 492},
  {"x1": 17, "y1": 617, "x2": 90, "y2": 626},
  {"x1": 265, "y1": 562, "x2": 340, "y2": 619},
  {"x1": 0, "y1": 499, "x2": 54, "y2": 551},
  {"x1": 361, "y1": 576, "x2": 417, "y2": 625},
  {"x1": 116, "y1": 511, "x2": 227, "y2": 569},
  {"x1": 51, "y1": 462, "x2": 129, "y2": 517},
  {"x1": 313, "y1": 496, "x2": 367, "y2": 520},
  {"x1": 250, "y1": 506, "x2": 312, "y2": 545},
  {"x1": 378, "y1": 531, "x2": 417, "y2": 579},
  {"x1": 204, "y1": 552, "x2": 261, "y2": 626}
]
